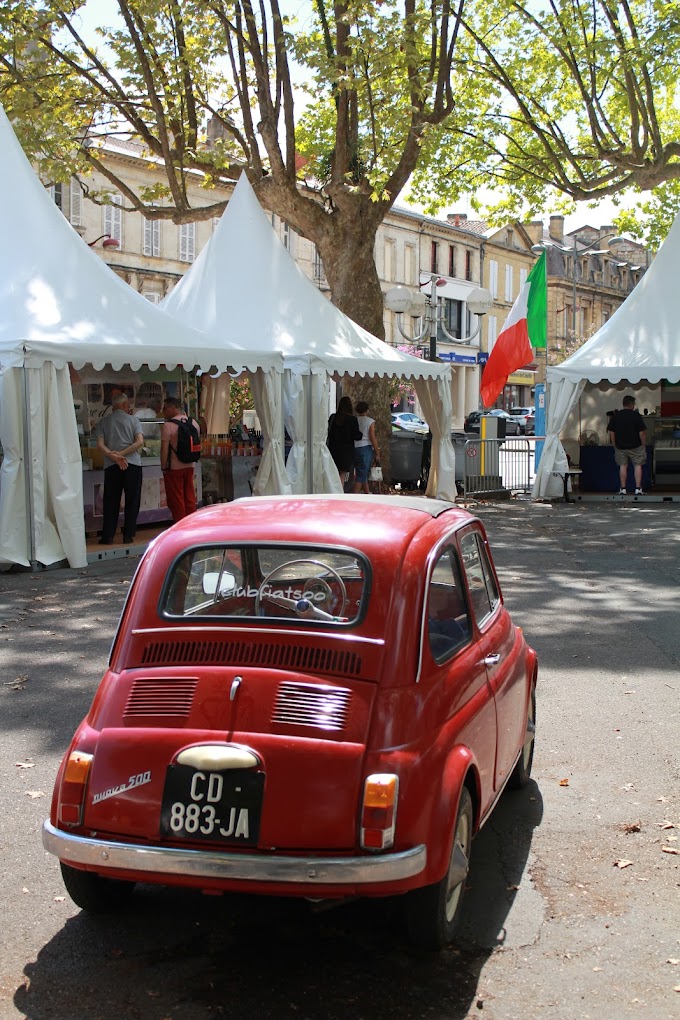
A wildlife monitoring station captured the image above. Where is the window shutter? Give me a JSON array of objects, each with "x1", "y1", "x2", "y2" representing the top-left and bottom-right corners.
[
  {"x1": 144, "y1": 214, "x2": 160, "y2": 257},
  {"x1": 489, "y1": 261, "x2": 498, "y2": 299},
  {"x1": 505, "y1": 264, "x2": 514, "y2": 302},
  {"x1": 179, "y1": 222, "x2": 196, "y2": 262},
  {"x1": 104, "y1": 195, "x2": 123, "y2": 243},
  {"x1": 70, "y1": 180, "x2": 82, "y2": 226},
  {"x1": 487, "y1": 315, "x2": 498, "y2": 351}
]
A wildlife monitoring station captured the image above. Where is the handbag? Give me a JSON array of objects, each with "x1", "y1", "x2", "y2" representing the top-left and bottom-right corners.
[{"x1": 369, "y1": 464, "x2": 383, "y2": 482}]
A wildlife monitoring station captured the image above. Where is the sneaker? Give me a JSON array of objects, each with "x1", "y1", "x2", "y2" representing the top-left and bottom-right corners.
[
  {"x1": 635, "y1": 488, "x2": 644, "y2": 495},
  {"x1": 618, "y1": 488, "x2": 626, "y2": 495}
]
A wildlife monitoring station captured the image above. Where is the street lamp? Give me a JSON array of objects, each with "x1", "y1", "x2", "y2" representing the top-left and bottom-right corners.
[
  {"x1": 531, "y1": 231, "x2": 624, "y2": 340},
  {"x1": 87, "y1": 233, "x2": 120, "y2": 249},
  {"x1": 385, "y1": 276, "x2": 493, "y2": 361}
]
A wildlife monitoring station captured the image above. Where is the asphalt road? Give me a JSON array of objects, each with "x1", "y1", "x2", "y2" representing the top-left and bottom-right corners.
[{"x1": 1, "y1": 499, "x2": 678, "y2": 1020}]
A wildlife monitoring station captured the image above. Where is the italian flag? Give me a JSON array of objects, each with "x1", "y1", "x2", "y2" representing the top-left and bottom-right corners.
[{"x1": 480, "y1": 252, "x2": 547, "y2": 408}]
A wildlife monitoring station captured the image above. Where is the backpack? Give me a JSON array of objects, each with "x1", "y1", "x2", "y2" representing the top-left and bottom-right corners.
[{"x1": 168, "y1": 417, "x2": 202, "y2": 464}]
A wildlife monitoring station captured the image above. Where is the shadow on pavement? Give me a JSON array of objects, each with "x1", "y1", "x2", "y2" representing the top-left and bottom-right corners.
[{"x1": 15, "y1": 783, "x2": 542, "y2": 1020}]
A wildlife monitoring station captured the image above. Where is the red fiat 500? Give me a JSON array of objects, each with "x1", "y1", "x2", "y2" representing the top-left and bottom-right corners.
[{"x1": 43, "y1": 495, "x2": 537, "y2": 949}]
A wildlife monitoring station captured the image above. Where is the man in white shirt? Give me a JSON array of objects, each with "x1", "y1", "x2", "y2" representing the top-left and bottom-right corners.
[{"x1": 94, "y1": 393, "x2": 144, "y2": 544}]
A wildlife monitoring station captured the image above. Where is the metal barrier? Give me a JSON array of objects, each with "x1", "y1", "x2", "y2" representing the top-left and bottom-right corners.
[{"x1": 463, "y1": 438, "x2": 534, "y2": 497}]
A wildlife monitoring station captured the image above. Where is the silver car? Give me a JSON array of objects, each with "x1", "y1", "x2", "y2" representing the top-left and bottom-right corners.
[
  {"x1": 391, "y1": 412, "x2": 429, "y2": 433},
  {"x1": 508, "y1": 407, "x2": 535, "y2": 435}
]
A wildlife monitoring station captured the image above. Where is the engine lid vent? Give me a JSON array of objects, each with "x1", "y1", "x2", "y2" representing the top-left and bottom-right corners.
[
  {"x1": 272, "y1": 681, "x2": 352, "y2": 731},
  {"x1": 140, "y1": 640, "x2": 362, "y2": 677},
  {"x1": 124, "y1": 677, "x2": 198, "y2": 718}
]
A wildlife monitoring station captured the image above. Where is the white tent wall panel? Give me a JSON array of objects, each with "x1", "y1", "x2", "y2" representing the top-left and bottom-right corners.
[{"x1": 0, "y1": 365, "x2": 87, "y2": 568}]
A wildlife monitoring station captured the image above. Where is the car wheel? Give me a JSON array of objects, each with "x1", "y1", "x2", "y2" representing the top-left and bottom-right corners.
[
  {"x1": 405, "y1": 787, "x2": 473, "y2": 951},
  {"x1": 60, "y1": 862, "x2": 135, "y2": 913},
  {"x1": 509, "y1": 688, "x2": 536, "y2": 789}
]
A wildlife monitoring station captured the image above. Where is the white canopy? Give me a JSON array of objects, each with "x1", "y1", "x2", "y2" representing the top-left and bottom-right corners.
[
  {"x1": 0, "y1": 105, "x2": 282, "y2": 569},
  {"x1": 161, "y1": 174, "x2": 455, "y2": 496},
  {"x1": 533, "y1": 213, "x2": 680, "y2": 498}
]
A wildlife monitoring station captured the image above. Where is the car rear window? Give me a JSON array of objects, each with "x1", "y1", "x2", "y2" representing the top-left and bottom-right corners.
[{"x1": 162, "y1": 545, "x2": 368, "y2": 625}]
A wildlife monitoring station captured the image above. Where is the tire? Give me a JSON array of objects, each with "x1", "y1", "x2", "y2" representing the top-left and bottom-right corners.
[
  {"x1": 60, "y1": 862, "x2": 135, "y2": 913},
  {"x1": 406, "y1": 787, "x2": 473, "y2": 951},
  {"x1": 509, "y1": 688, "x2": 536, "y2": 789}
]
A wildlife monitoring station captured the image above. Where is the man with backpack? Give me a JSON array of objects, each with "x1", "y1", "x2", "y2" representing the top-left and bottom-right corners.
[{"x1": 160, "y1": 397, "x2": 202, "y2": 522}]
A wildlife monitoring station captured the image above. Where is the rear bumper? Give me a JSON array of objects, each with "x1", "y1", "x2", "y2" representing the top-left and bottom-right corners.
[{"x1": 42, "y1": 820, "x2": 426, "y2": 887}]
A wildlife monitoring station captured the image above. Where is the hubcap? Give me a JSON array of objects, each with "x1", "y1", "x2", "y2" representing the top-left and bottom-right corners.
[
  {"x1": 444, "y1": 812, "x2": 470, "y2": 922},
  {"x1": 523, "y1": 698, "x2": 536, "y2": 769}
]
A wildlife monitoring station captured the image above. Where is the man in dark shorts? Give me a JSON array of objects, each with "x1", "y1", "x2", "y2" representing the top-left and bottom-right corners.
[{"x1": 608, "y1": 395, "x2": 647, "y2": 495}]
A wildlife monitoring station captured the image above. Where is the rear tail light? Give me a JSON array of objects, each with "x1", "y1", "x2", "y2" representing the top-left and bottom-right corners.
[
  {"x1": 58, "y1": 751, "x2": 94, "y2": 826},
  {"x1": 360, "y1": 773, "x2": 399, "y2": 850}
]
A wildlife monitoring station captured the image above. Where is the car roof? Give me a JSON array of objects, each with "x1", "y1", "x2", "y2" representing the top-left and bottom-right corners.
[
  {"x1": 150, "y1": 496, "x2": 477, "y2": 562},
  {"x1": 233, "y1": 493, "x2": 456, "y2": 517}
]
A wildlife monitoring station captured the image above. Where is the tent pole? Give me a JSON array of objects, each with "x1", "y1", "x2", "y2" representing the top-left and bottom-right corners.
[
  {"x1": 21, "y1": 365, "x2": 39, "y2": 570},
  {"x1": 305, "y1": 372, "x2": 314, "y2": 492}
]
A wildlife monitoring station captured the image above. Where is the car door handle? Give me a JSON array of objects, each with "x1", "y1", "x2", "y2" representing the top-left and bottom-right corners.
[{"x1": 482, "y1": 653, "x2": 501, "y2": 666}]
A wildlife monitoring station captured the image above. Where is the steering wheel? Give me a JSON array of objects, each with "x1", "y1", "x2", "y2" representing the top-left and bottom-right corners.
[{"x1": 255, "y1": 558, "x2": 348, "y2": 620}]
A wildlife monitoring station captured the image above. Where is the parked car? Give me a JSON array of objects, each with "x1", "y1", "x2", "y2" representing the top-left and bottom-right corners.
[
  {"x1": 43, "y1": 495, "x2": 537, "y2": 951},
  {"x1": 524, "y1": 412, "x2": 536, "y2": 436},
  {"x1": 464, "y1": 409, "x2": 521, "y2": 436},
  {"x1": 391, "y1": 411, "x2": 429, "y2": 433},
  {"x1": 508, "y1": 407, "x2": 535, "y2": 435}
]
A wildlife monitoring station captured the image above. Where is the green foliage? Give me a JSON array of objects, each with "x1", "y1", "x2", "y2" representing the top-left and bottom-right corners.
[
  {"x1": 1, "y1": 0, "x2": 677, "y2": 330},
  {"x1": 229, "y1": 377, "x2": 254, "y2": 423},
  {"x1": 410, "y1": 0, "x2": 680, "y2": 217},
  {"x1": 612, "y1": 181, "x2": 680, "y2": 249}
]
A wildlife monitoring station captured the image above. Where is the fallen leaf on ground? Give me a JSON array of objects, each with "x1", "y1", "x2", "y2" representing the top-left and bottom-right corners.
[
  {"x1": 4, "y1": 675, "x2": 28, "y2": 690},
  {"x1": 15, "y1": 762, "x2": 35, "y2": 769},
  {"x1": 661, "y1": 846, "x2": 679, "y2": 855},
  {"x1": 614, "y1": 859, "x2": 633, "y2": 869},
  {"x1": 623, "y1": 821, "x2": 641, "y2": 833},
  {"x1": 658, "y1": 821, "x2": 675, "y2": 829},
  {"x1": 559, "y1": 778, "x2": 569, "y2": 787}
]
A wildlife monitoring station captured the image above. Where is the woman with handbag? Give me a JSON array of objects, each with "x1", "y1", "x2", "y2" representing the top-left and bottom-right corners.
[
  {"x1": 327, "y1": 396, "x2": 362, "y2": 486},
  {"x1": 352, "y1": 401, "x2": 380, "y2": 493}
]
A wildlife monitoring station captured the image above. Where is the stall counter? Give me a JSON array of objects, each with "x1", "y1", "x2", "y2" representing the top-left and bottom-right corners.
[
  {"x1": 82, "y1": 460, "x2": 202, "y2": 535},
  {"x1": 579, "y1": 445, "x2": 653, "y2": 492}
]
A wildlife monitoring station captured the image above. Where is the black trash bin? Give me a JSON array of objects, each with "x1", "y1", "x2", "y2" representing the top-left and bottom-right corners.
[{"x1": 389, "y1": 431, "x2": 425, "y2": 488}]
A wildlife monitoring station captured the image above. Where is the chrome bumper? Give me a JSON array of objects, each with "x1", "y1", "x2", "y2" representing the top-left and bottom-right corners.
[{"x1": 42, "y1": 820, "x2": 426, "y2": 886}]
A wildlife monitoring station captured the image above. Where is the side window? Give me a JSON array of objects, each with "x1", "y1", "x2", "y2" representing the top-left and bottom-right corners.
[
  {"x1": 460, "y1": 531, "x2": 500, "y2": 626},
  {"x1": 427, "y1": 547, "x2": 471, "y2": 662}
]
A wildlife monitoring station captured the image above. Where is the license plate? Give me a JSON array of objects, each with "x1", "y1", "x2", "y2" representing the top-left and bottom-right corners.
[{"x1": 160, "y1": 765, "x2": 264, "y2": 845}]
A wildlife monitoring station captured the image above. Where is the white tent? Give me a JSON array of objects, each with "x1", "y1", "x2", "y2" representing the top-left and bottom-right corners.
[
  {"x1": 533, "y1": 213, "x2": 680, "y2": 499},
  {"x1": 161, "y1": 174, "x2": 456, "y2": 497},
  {"x1": 0, "y1": 106, "x2": 282, "y2": 570}
]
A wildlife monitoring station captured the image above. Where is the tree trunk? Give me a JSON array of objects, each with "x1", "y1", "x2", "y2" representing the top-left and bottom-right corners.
[{"x1": 317, "y1": 220, "x2": 397, "y2": 486}]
